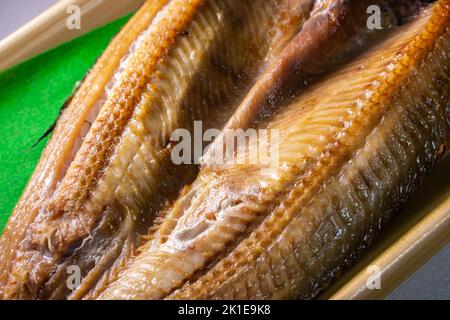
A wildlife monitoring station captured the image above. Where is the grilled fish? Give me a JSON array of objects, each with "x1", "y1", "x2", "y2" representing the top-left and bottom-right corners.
[
  {"x1": 0, "y1": 0, "x2": 318, "y2": 299},
  {"x1": 98, "y1": 0, "x2": 450, "y2": 299}
]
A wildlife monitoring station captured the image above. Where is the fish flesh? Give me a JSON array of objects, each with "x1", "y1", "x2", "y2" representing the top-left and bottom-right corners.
[
  {"x1": 0, "y1": 0, "x2": 317, "y2": 299},
  {"x1": 98, "y1": 0, "x2": 450, "y2": 299},
  {"x1": 0, "y1": 0, "x2": 448, "y2": 300}
]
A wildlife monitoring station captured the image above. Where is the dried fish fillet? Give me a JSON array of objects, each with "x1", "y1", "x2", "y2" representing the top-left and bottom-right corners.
[
  {"x1": 0, "y1": 0, "x2": 168, "y2": 299},
  {"x1": 0, "y1": 0, "x2": 316, "y2": 299},
  {"x1": 99, "y1": 1, "x2": 450, "y2": 300}
]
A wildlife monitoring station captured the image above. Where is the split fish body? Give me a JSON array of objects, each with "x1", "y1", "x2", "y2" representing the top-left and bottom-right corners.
[
  {"x1": 0, "y1": 0, "x2": 448, "y2": 300},
  {"x1": 0, "y1": 0, "x2": 317, "y2": 299},
  {"x1": 99, "y1": 1, "x2": 450, "y2": 300}
]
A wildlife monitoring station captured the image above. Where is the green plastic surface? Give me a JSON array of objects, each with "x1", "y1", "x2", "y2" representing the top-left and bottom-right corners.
[{"x1": 0, "y1": 15, "x2": 131, "y2": 232}]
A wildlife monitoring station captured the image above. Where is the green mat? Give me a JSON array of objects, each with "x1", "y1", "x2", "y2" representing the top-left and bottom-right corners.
[{"x1": 0, "y1": 15, "x2": 131, "y2": 232}]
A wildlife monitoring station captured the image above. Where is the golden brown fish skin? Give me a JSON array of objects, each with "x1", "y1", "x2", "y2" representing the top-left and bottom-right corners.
[
  {"x1": 3, "y1": 0, "x2": 200, "y2": 299},
  {"x1": 0, "y1": 0, "x2": 169, "y2": 299},
  {"x1": 97, "y1": 0, "x2": 391, "y2": 300},
  {"x1": 68, "y1": 0, "x2": 314, "y2": 301},
  {"x1": 98, "y1": 1, "x2": 449, "y2": 300},
  {"x1": 171, "y1": 2, "x2": 450, "y2": 299},
  {"x1": 216, "y1": 0, "x2": 404, "y2": 142},
  {"x1": 1, "y1": 0, "x2": 316, "y2": 300}
]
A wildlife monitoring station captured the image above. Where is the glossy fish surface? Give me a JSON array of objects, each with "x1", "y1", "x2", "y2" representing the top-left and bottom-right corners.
[
  {"x1": 0, "y1": 0, "x2": 316, "y2": 299},
  {"x1": 1, "y1": 0, "x2": 449, "y2": 300},
  {"x1": 99, "y1": 1, "x2": 450, "y2": 300}
]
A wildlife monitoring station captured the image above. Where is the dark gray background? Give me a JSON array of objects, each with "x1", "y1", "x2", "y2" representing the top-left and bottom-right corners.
[{"x1": 0, "y1": 0, "x2": 448, "y2": 300}]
